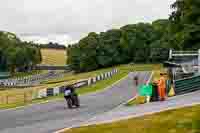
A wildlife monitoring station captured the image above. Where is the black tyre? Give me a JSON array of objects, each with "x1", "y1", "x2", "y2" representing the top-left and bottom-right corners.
[
  {"x1": 67, "y1": 98, "x2": 73, "y2": 109},
  {"x1": 74, "y1": 96, "x2": 80, "y2": 107}
]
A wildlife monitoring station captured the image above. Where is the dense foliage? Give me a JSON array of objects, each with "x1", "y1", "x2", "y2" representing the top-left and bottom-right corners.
[
  {"x1": 67, "y1": 0, "x2": 200, "y2": 72},
  {"x1": 169, "y1": 0, "x2": 200, "y2": 50},
  {"x1": 39, "y1": 42, "x2": 66, "y2": 49},
  {"x1": 67, "y1": 22, "x2": 169, "y2": 72},
  {"x1": 0, "y1": 31, "x2": 42, "y2": 73}
]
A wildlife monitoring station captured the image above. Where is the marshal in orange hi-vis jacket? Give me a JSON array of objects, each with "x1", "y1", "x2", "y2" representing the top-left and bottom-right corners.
[{"x1": 157, "y1": 73, "x2": 166, "y2": 101}]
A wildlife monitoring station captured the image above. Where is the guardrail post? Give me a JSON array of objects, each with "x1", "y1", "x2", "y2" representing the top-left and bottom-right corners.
[
  {"x1": 88, "y1": 78, "x2": 92, "y2": 86},
  {"x1": 169, "y1": 49, "x2": 172, "y2": 59},
  {"x1": 198, "y1": 49, "x2": 200, "y2": 73}
]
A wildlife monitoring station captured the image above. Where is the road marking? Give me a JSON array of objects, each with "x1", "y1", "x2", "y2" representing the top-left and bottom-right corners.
[
  {"x1": 120, "y1": 71, "x2": 153, "y2": 106},
  {"x1": 0, "y1": 100, "x2": 53, "y2": 113},
  {"x1": 81, "y1": 73, "x2": 129, "y2": 97},
  {"x1": 78, "y1": 102, "x2": 200, "y2": 128},
  {"x1": 55, "y1": 73, "x2": 130, "y2": 133},
  {"x1": 55, "y1": 71, "x2": 152, "y2": 133},
  {"x1": 147, "y1": 71, "x2": 154, "y2": 84},
  {"x1": 0, "y1": 73, "x2": 129, "y2": 112}
]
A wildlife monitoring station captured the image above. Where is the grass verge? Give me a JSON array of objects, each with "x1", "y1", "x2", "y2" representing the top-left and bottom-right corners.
[
  {"x1": 0, "y1": 64, "x2": 161, "y2": 110},
  {"x1": 0, "y1": 71, "x2": 128, "y2": 109},
  {"x1": 41, "y1": 64, "x2": 162, "y2": 85},
  {"x1": 77, "y1": 71, "x2": 128, "y2": 95},
  {"x1": 64, "y1": 104, "x2": 200, "y2": 133}
]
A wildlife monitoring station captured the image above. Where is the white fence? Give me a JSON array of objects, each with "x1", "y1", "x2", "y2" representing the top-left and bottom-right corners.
[{"x1": 36, "y1": 69, "x2": 119, "y2": 99}]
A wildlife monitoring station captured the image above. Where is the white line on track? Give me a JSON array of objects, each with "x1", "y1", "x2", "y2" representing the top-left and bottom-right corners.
[{"x1": 55, "y1": 71, "x2": 153, "y2": 133}]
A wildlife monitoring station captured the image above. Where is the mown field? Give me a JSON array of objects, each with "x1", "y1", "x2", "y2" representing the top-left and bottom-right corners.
[
  {"x1": 6, "y1": 48, "x2": 66, "y2": 78},
  {"x1": 40, "y1": 48, "x2": 67, "y2": 66},
  {"x1": 64, "y1": 104, "x2": 200, "y2": 133}
]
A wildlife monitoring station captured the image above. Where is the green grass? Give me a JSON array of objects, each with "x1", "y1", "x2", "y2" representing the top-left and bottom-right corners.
[
  {"x1": 76, "y1": 64, "x2": 162, "y2": 96},
  {"x1": 77, "y1": 71, "x2": 128, "y2": 95},
  {"x1": 64, "y1": 105, "x2": 200, "y2": 133},
  {"x1": 41, "y1": 67, "x2": 116, "y2": 85},
  {"x1": 0, "y1": 71, "x2": 128, "y2": 110},
  {"x1": 42, "y1": 64, "x2": 162, "y2": 85},
  {"x1": 0, "y1": 64, "x2": 161, "y2": 110}
]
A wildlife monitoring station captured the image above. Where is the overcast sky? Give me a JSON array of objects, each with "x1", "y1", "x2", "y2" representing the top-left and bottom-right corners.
[{"x1": 0, "y1": 0, "x2": 175, "y2": 45}]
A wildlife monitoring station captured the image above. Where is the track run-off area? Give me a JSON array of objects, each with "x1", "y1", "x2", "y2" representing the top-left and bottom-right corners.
[{"x1": 0, "y1": 72, "x2": 151, "y2": 133}]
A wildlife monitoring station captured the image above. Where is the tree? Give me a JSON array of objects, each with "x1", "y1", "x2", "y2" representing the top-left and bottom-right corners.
[
  {"x1": 0, "y1": 31, "x2": 42, "y2": 73},
  {"x1": 67, "y1": 22, "x2": 171, "y2": 72},
  {"x1": 169, "y1": 0, "x2": 200, "y2": 49}
]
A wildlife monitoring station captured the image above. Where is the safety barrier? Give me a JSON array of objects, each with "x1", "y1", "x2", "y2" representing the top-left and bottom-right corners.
[
  {"x1": 0, "y1": 71, "x2": 65, "y2": 87},
  {"x1": 174, "y1": 74, "x2": 200, "y2": 95},
  {"x1": 36, "y1": 69, "x2": 119, "y2": 98},
  {"x1": 0, "y1": 69, "x2": 119, "y2": 106}
]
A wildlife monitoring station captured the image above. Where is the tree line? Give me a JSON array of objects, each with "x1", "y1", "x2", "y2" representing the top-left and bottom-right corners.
[
  {"x1": 67, "y1": 0, "x2": 200, "y2": 72},
  {"x1": 39, "y1": 42, "x2": 66, "y2": 49},
  {"x1": 0, "y1": 31, "x2": 42, "y2": 74},
  {"x1": 67, "y1": 21, "x2": 170, "y2": 72}
]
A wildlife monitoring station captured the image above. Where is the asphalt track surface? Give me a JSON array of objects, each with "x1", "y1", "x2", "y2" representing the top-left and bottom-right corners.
[{"x1": 0, "y1": 72, "x2": 151, "y2": 133}]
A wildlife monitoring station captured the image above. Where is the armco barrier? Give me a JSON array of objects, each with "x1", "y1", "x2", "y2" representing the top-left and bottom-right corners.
[
  {"x1": 59, "y1": 86, "x2": 65, "y2": 94},
  {"x1": 0, "y1": 69, "x2": 119, "y2": 104},
  {"x1": 38, "y1": 89, "x2": 47, "y2": 98},
  {"x1": 101, "y1": 74, "x2": 104, "y2": 80},
  {"x1": 104, "y1": 73, "x2": 108, "y2": 78},
  {"x1": 174, "y1": 75, "x2": 200, "y2": 95},
  {"x1": 53, "y1": 87, "x2": 60, "y2": 95},
  {"x1": 47, "y1": 88, "x2": 54, "y2": 96},
  {"x1": 92, "y1": 77, "x2": 97, "y2": 83},
  {"x1": 97, "y1": 75, "x2": 101, "y2": 81},
  {"x1": 73, "y1": 80, "x2": 88, "y2": 88},
  {"x1": 88, "y1": 78, "x2": 92, "y2": 86},
  {"x1": 34, "y1": 69, "x2": 118, "y2": 98}
]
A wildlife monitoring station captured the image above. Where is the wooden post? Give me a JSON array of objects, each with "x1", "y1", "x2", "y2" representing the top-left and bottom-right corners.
[
  {"x1": 6, "y1": 95, "x2": 9, "y2": 104},
  {"x1": 24, "y1": 92, "x2": 26, "y2": 104},
  {"x1": 0, "y1": 96, "x2": 3, "y2": 104}
]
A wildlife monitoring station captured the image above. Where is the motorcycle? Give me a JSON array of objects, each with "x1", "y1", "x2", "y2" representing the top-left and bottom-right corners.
[{"x1": 64, "y1": 85, "x2": 80, "y2": 109}]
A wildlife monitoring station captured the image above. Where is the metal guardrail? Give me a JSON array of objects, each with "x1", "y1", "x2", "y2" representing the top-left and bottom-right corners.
[
  {"x1": 174, "y1": 74, "x2": 200, "y2": 95},
  {"x1": 172, "y1": 51, "x2": 198, "y2": 57},
  {"x1": 0, "y1": 71, "x2": 66, "y2": 87},
  {"x1": 34, "y1": 65, "x2": 71, "y2": 70},
  {"x1": 0, "y1": 69, "x2": 119, "y2": 105},
  {"x1": 172, "y1": 51, "x2": 198, "y2": 54}
]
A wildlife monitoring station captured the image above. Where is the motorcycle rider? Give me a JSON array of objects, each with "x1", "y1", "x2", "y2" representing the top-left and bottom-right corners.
[
  {"x1": 64, "y1": 85, "x2": 74, "y2": 100},
  {"x1": 64, "y1": 85, "x2": 80, "y2": 108}
]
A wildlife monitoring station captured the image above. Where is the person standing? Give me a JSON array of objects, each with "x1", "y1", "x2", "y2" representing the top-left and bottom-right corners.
[
  {"x1": 157, "y1": 73, "x2": 166, "y2": 101},
  {"x1": 134, "y1": 75, "x2": 139, "y2": 86}
]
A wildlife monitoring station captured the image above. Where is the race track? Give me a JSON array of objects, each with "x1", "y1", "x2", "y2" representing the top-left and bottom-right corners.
[{"x1": 0, "y1": 72, "x2": 151, "y2": 133}]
